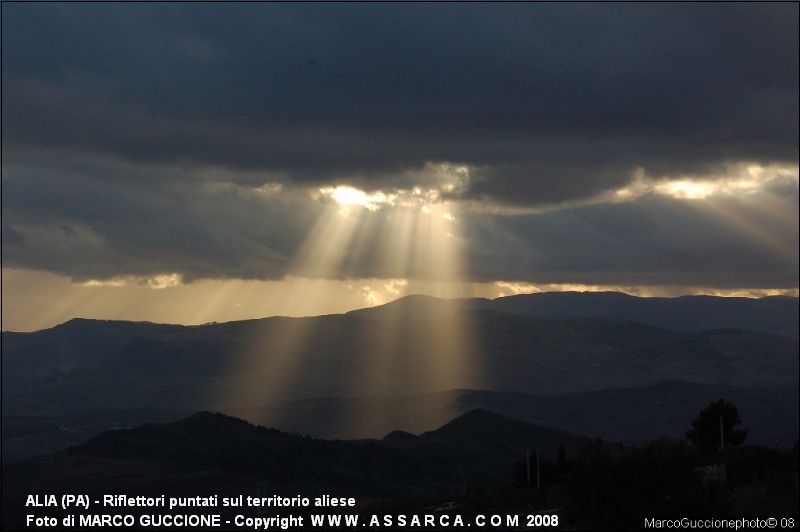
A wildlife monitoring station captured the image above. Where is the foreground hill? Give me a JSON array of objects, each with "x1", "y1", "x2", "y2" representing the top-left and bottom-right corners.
[
  {"x1": 4, "y1": 409, "x2": 797, "y2": 530},
  {"x1": 420, "y1": 408, "x2": 590, "y2": 456},
  {"x1": 1, "y1": 410, "x2": 589, "y2": 528}
]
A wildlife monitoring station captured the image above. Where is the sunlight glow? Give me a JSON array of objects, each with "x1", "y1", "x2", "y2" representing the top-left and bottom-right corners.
[
  {"x1": 315, "y1": 163, "x2": 473, "y2": 215},
  {"x1": 323, "y1": 186, "x2": 391, "y2": 211},
  {"x1": 492, "y1": 281, "x2": 799, "y2": 299},
  {"x1": 655, "y1": 180, "x2": 717, "y2": 200},
  {"x1": 612, "y1": 163, "x2": 799, "y2": 202},
  {"x1": 82, "y1": 273, "x2": 183, "y2": 289}
]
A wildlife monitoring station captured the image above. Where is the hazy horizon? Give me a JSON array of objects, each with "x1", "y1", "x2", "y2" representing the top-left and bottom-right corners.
[{"x1": 3, "y1": 270, "x2": 797, "y2": 333}]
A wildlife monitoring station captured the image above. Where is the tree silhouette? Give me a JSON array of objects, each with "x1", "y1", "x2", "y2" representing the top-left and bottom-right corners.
[{"x1": 686, "y1": 399, "x2": 747, "y2": 452}]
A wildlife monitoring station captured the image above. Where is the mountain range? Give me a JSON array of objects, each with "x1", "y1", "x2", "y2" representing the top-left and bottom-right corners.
[
  {"x1": 2, "y1": 292, "x2": 797, "y2": 463},
  {"x1": 354, "y1": 292, "x2": 798, "y2": 338}
]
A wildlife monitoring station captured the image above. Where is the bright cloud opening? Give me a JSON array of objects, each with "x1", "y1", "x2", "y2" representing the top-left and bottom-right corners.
[
  {"x1": 613, "y1": 163, "x2": 798, "y2": 202},
  {"x1": 82, "y1": 273, "x2": 184, "y2": 290},
  {"x1": 322, "y1": 186, "x2": 393, "y2": 211},
  {"x1": 315, "y1": 162, "x2": 473, "y2": 214}
]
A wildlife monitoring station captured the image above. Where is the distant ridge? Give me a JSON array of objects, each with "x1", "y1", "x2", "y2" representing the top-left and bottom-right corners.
[
  {"x1": 353, "y1": 291, "x2": 798, "y2": 337},
  {"x1": 5, "y1": 291, "x2": 797, "y2": 337},
  {"x1": 483, "y1": 292, "x2": 799, "y2": 337}
]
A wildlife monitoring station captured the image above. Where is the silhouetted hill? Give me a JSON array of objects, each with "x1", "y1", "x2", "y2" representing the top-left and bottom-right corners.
[
  {"x1": 422, "y1": 409, "x2": 589, "y2": 457},
  {"x1": 347, "y1": 294, "x2": 460, "y2": 321},
  {"x1": 481, "y1": 292, "x2": 799, "y2": 337},
  {"x1": 353, "y1": 292, "x2": 799, "y2": 337},
  {"x1": 4, "y1": 409, "x2": 798, "y2": 530},
  {"x1": 1, "y1": 409, "x2": 592, "y2": 529}
]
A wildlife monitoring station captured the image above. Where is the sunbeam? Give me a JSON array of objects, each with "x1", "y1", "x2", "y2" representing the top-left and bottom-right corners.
[
  {"x1": 215, "y1": 203, "x2": 367, "y2": 423},
  {"x1": 211, "y1": 184, "x2": 484, "y2": 434}
]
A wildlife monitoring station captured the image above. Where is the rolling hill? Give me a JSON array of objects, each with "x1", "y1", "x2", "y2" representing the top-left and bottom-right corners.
[
  {"x1": 351, "y1": 292, "x2": 799, "y2": 337},
  {"x1": 2, "y1": 292, "x2": 797, "y2": 462},
  {"x1": 1, "y1": 409, "x2": 588, "y2": 529}
]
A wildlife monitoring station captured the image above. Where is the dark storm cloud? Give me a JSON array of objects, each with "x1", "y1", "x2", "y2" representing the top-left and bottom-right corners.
[
  {"x1": 4, "y1": 3, "x2": 798, "y2": 202},
  {"x1": 4, "y1": 156, "x2": 797, "y2": 287},
  {"x1": 463, "y1": 193, "x2": 799, "y2": 288},
  {"x1": 2, "y1": 3, "x2": 798, "y2": 286},
  {"x1": 2, "y1": 163, "x2": 312, "y2": 281}
]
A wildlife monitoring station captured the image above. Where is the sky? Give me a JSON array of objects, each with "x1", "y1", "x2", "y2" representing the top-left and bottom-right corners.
[{"x1": 2, "y1": 3, "x2": 798, "y2": 331}]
